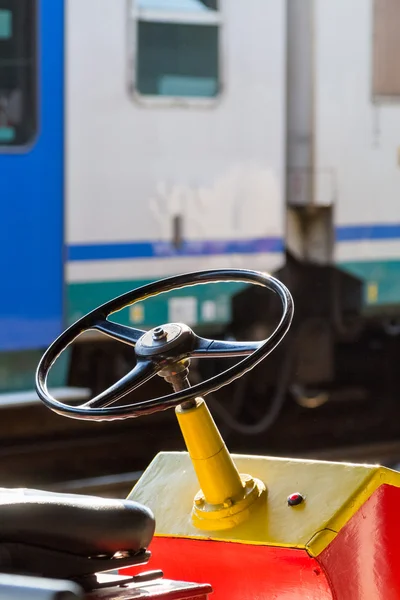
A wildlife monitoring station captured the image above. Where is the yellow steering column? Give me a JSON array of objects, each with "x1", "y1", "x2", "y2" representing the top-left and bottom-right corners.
[{"x1": 176, "y1": 397, "x2": 266, "y2": 531}]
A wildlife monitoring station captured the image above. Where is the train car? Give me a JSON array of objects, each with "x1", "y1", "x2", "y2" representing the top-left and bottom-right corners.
[
  {"x1": 285, "y1": 0, "x2": 400, "y2": 341},
  {"x1": 2, "y1": 0, "x2": 400, "y2": 460},
  {"x1": 0, "y1": 0, "x2": 286, "y2": 397},
  {"x1": 316, "y1": 0, "x2": 400, "y2": 311},
  {"x1": 279, "y1": 0, "x2": 400, "y2": 448},
  {"x1": 211, "y1": 0, "x2": 400, "y2": 454}
]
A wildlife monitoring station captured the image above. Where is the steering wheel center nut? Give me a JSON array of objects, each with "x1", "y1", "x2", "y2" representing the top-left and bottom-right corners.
[
  {"x1": 192, "y1": 474, "x2": 267, "y2": 531},
  {"x1": 152, "y1": 326, "x2": 168, "y2": 341}
]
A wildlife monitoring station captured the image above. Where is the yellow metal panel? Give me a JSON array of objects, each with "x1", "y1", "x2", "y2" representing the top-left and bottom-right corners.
[{"x1": 128, "y1": 451, "x2": 400, "y2": 555}]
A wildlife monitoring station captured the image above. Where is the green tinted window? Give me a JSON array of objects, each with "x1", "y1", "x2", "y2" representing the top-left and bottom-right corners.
[
  {"x1": 0, "y1": 0, "x2": 37, "y2": 146},
  {"x1": 134, "y1": 0, "x2": 220, "y2": 99},
  {"x1": 0, "y1": 9, "x2": 12, "y2": 39},
  {"x1": 137, "y1": 22, "x2": 218, "y2": 97}
]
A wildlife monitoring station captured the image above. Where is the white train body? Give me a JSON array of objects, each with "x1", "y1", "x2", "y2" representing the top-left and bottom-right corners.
[
  {"x1": 315, "y1": 0, "x2": 400, "y2": 310},
  {"x1": 65, "y1": 0, "x2": 286, "y2": 330},
  {"x1": 65, "y1": 0, "x2": 400, "y2": 330}
]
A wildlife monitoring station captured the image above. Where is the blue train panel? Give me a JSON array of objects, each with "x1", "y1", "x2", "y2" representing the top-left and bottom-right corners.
[{"x1": 0, "y1": 0, "x2": 64, "y2": 351}]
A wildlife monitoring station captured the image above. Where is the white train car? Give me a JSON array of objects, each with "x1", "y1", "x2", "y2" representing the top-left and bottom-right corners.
[
  {"x1": 0, "y1": 0, "x2": 286, "y2": 394},
  {"x1": 316, "y1": 0, "x2": 400, "y2": 310},
  {"x1": 65, "y1": 0, "x2": 286, "y2": 332},
  {"x1": 278, "y1": 0, "x2": 400, "y2": 399}
]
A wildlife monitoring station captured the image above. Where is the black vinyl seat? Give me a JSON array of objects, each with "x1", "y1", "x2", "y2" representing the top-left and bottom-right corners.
[
  {"x1": 0, "y1": 488, "x2": 155, "y2": 584},
  {"x1": 0, "y1": 488, "x2": 155, "y2": 556}
]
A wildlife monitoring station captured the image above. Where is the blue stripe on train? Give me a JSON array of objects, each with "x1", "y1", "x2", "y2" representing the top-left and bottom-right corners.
[
  {"x1": 336, "y1": 224, "x2": 400, "y2": 242},
  {"x1": 67, "y1": 224, "x2": 400, "y2": 263},
  {"x1": 67, "y1": 236, "x2": 284, "y2": 261}
]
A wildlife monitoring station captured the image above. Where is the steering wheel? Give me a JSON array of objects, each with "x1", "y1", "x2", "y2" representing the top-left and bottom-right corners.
[{"x1": 35, "y1": 269, "x2": 294, "y2": 421}]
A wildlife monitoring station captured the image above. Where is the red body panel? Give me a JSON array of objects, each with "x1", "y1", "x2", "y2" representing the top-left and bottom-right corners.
[
  {"x1": 123, "y1": 537, "x2": 333, "y2": 600},
  {"x1": 122, "y1": 483, "x2": 400, "y2": 598},
  {"x1": 318, "y1": 483, "x2": 400, "y2": 600}
]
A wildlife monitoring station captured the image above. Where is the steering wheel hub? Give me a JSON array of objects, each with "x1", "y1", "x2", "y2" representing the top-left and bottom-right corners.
[{"x1": 135, "y1": 323, "x2": 195, "y2": 358}]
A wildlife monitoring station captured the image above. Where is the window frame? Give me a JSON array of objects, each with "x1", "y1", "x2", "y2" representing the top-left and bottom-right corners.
[
  {"x1": 0, "y1": 0, "x2": 39, "y2": 153},
  {"x1": 127, "y1": 0, "x2": 224, "y2": 108}
]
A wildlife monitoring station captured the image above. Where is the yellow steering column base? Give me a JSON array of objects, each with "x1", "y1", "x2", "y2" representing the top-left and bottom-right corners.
[{"x1": 175, "y1": 397, "x2": 266, "y2": 531}]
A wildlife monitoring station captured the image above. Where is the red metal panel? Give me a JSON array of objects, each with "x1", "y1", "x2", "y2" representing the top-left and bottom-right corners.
[
  {"x1": 122, "y1": 537, "x2": 333, "y2": 600},
  {"x1": 318, "y1": 483, "x2": 400, "y2": 600}
]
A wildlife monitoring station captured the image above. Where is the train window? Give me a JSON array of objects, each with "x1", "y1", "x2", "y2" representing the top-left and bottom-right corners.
[
  {"x1": 0, "y1": 0, "x2": 37, "y2": 146},
  {"x1": 131, "y1": 0, "x2": 220, "y2": 101},
  {"x1": 372, "y1": 0, "x2": 400, "y2": 100},
  {"x1": 0, "y1": 9, "x2": 12, "y2": 39}
]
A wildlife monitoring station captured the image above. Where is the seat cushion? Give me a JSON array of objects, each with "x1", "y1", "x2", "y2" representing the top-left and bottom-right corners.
[{"x1": 0, "y1": 488, "x2": 155, "y2": 556}]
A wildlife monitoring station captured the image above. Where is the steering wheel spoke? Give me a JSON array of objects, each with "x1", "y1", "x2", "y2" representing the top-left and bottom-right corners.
[
  {"x1": 92, "y1": 319, "x2": 146, "y2": 347},
  {"x1": 82, "y1": 359, "x2": 159, "y2": 409},
  {"x1": 192, "y1": 336, "x2": 262, "y2": 358}
]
